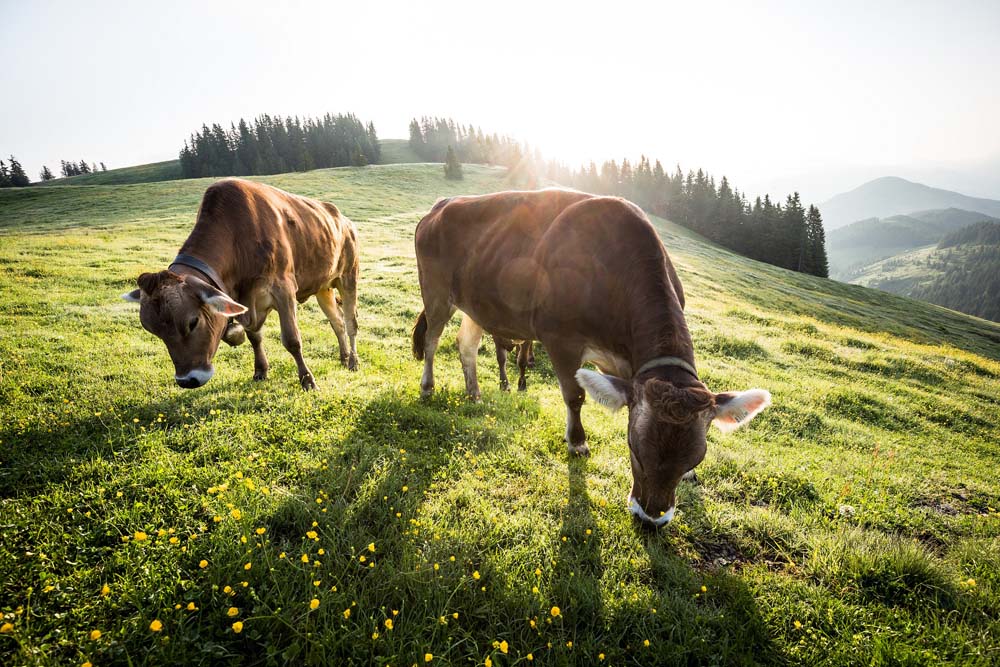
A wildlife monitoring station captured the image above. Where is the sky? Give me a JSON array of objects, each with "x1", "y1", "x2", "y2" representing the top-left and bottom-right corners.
[{"x1": 2, "y1": 0, "x2": 999, "y2": 202}]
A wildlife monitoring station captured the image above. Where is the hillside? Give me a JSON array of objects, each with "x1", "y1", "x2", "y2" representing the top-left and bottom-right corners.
[
  {"x1": 827, "y1": 207, "x2": 1000, "y2": 278},
  {"x1": 30, "y1": 140, "x2": 425, "y2": 189},
  {"x1": 35, "y1": 159, "x2": 183, "y2": 187},
  {"x1": 820, "y1": 176, "x2": 1000, "y2": 229},
  {"x1": 1, "y1": 165, "x2": 999, "y2": 666}
]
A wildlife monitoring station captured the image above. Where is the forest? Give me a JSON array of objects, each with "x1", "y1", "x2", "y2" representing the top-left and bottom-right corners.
[{"x1": 179, "y1": 113, "x2": 381, "y2": 178}]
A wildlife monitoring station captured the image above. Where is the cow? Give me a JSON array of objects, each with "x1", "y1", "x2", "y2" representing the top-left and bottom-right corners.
[
  {"x1": 123, "y1": 178, "x2": 359, "y2": 390},
  {"x1": 492, "y1": 334, "x2": 534, "y2": 392},
  {"x1": 412, "y1": 189, "x2": 771, "y2": 527}
]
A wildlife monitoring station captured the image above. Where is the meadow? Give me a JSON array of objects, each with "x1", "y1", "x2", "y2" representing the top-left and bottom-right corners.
[{"x1": 1, "y1": 162, "x2": 999, "y2": 666}]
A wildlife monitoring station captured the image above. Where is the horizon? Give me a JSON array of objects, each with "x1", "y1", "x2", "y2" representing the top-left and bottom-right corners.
[{"x1": 2, "y1": 1, "x2": 1000, "y2": 202}]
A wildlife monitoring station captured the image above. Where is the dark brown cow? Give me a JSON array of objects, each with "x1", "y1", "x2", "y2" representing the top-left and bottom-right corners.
[
  {"x1": 123, "y1": 178, "x2": 359, "y2": 389},
  {"x1": 412, "y1": 189, "x2": 770, "y2": 526}
]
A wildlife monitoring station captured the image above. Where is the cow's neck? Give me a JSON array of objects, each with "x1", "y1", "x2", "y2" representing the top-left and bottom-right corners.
[
  {"x1": 627, "y1": 291, "x2": 696, "y2": 378},
  {"x1": 176, "y1": 230, "x2": 237, "y2": 295}
]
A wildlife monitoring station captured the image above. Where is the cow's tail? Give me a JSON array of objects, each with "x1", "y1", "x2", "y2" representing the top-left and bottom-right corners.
[{"x1": 412, "y1": 311, "x2": 428, "y2": 361}]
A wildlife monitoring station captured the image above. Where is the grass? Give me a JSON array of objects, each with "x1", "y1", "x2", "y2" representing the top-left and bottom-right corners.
[
  {"x1": 1, "y1": 163, "x2": 999, "y2": 666},
  {"x1": 35, "y1": 161, "x2": 183, "y2": 187}
]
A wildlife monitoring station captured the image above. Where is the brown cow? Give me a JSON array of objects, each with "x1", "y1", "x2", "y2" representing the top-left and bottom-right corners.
[
  {"x1": 412, "y1": 189, "x2": 770, "y2": 526},
  {"x1": 493, "y1": 334, "x2": 534, "y2": 392},
  {"x1": 123, "y1": 178, "x2": 359, "y2": 389}
]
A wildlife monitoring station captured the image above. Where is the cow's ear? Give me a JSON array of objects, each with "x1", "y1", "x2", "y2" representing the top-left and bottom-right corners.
[
  {"x1": 576, "y1": 369, "x2": 630, "y2": 412},
  {"x1": 202, "y1": 292, "x2": 248, "y2": 317},
  {"x1": 122, "y1": 289, "x2": 142, "y2": 303},
  {"x1": 712, "y1": 389, "x2": 771, "y2": 433}
]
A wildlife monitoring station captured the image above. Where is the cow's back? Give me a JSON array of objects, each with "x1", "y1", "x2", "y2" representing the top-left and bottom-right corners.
[{"x1": 185, "y1": 179, "x2": 356, "y2": 296}]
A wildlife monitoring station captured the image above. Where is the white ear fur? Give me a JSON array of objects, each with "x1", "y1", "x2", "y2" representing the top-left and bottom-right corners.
[
  {"x1": 203, "y1": 293, "x2": 248, "y2": 317},
  {"x1": 575, "y1": 368, "x2": 628, "y2": 412},
  {"x1": 713, "y1": 389, "x2": 771, "y2": 433},
  {"x1": 122, "y1": 289, "x2": 142, "y2": 303}
]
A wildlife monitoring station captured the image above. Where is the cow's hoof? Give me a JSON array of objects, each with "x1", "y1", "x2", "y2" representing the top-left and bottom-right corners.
[
  {"x1": 517, "y1": 380, "x2": 527, "y2": 392},
  {"x1": 252, "y1": 370, "x2": 268, "y2": 381},
  {"x1": 347, "y1": 355, "x2": 359, "y2": 372},
  {"x1": 500, "y1": 380, "x2": 510, "y2": 392},
  {"x1": 420, "y1": 385, "x2": 434, "y2": 398},
  {"x1": 300, "y1": 374, "x2": 317, "y2": 391},
  {"x1": 466, "y1": 391, "x2": 481, "y2": 403},
  {"x1": 568, "y1": 442, "x2": 590, "y2": 457}
]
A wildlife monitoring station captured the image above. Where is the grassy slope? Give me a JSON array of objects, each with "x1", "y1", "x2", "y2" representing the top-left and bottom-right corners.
[
  {"x1": 379, "y1": 139, "x2": 424, "y2": 164},
  {"x1": 35, "y1": 160, "x2": 183, "y2": 187},
  {"x1": 1, "y1": 165, "x2": 999, "y2": 666}
]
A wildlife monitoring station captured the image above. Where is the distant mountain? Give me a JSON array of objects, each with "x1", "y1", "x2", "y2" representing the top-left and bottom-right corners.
[
  {"x1": 844, "y1": 221, "x2": 1000, "y2": 323},
  {"x1": 819, "y1": 176, "x2": 1000, "y2": 229},
  {"x1": 827, "y1": 207, "x2": 1000, "y2": 279}
]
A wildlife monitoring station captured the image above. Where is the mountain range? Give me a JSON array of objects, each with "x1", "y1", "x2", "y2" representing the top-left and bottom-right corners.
[{"x1": 819, "y1": 176, "x2": 1000, "y2": 229}]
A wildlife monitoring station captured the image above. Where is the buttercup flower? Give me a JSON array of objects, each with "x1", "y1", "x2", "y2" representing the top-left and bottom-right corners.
[
  {"x1": 310, "y1": 598, "x2": 320, "y2": 610},
  {"x1": 228, "y1": 607, "x2": 239, "y2": 617},
  {"x1": 232, "y1": 621, "x2": 243, "y2": 633},
  {"x1": 149, "y1": 619, "x2": 163, "y2": 632},
  {"x1": 89, "y1": 629, "x2": 101, "y2": 640},
  {"x1": 550, "y1": 606, "x2": 561, "y2": 617}
]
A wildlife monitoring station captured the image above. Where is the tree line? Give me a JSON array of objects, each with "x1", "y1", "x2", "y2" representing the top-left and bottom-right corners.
[
  {"x1": 59, "y1": 160, "x2": 107, "y2": 178},
  {"x1": 407, "y1": 118, "x2": 829, "y2": 279},
  {"x1": 0, "y1": 156, "x2": 109, "y2": 186},
  {"x1": 558, "y1": 159, "x2": 828, "y2": 277},
  {"x1": 408, "y1": 117, "x2": 526, "y2": 168},
  {"x1": 179, "y1": 113, "x2": 380, "y2": 179}
]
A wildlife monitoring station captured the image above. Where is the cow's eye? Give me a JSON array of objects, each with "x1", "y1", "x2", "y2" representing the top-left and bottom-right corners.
[{"x1": 188, "y1": 317, "x2": 199, "y2": 333}]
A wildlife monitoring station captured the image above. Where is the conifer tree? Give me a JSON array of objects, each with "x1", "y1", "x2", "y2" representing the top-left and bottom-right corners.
[
  {"x1": 0, "y1": 160, "x2": 9, "y2": 187},
  {"x1": 8, "y1": 156, "x2": 30, "y2": 186},
  {"x1": 40, "y1": 165, "x2": 55, "y2": 181},
  {"x1": 443, "y1": 145, "x2": 463, "y2": 180}
]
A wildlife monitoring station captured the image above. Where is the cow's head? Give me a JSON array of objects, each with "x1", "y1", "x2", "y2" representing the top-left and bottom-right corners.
[
  {"x1": 122, "y1": 271, "x2": 247, "y2": 388},
  {"x1": 576, "y1": 368, "x2": 770, "y2": 527}
]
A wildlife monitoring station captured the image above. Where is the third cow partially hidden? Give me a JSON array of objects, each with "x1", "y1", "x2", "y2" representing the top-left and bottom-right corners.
[{"x1": 412, "y1": 189, "x2": 772, "y2": 527}]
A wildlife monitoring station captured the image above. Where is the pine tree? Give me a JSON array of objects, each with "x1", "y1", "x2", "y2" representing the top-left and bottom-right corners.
[
  {"x1": 100, "y1": 162, "x2": 107, "y2": 171},
  {"x1": 8, "y1": 156, "x2": 30, "y2": 186},
  {"x1": 79, "y1": 160, "x2": 91, "y2": 174},
  {"x1": 0, "y1": 160, "x2": 9, "y2": 188},
  {"x1": 39, "y1": 165, "x2": 55, "y2": 181},
  {"x1": 443, "y1": 145, "x2": 463, "y2": 180},
  {"x1": 805, "y1": 205, "x2": 829, "y2": 277}
]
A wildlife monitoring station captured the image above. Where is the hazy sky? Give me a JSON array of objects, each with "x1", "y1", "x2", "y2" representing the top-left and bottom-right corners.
[{"x1": 2, "y1": 0, "x2": 999, "y2": 201}]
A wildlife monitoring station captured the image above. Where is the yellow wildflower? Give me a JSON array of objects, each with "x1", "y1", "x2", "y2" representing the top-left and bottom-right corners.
[
  {"x1": 230, "y1": 509, "x2": 242, "y2": 520},
  {"x1": 149, "y1": 619, "x2": 163, "y2": 632},
  {"x1": 228, "y1": 607, "x2": 239, "y2": 617},
  {"x1": 187, "y1": 602, "x2": 197, "y2": 611},
  {"x1": 310, "y1": 598, "x2": 320, "y2": 610},
  {"x1": 199, "y1": 560, "x2": 208, "y2": 569},
  {"x1": 425, "y1": 653, "x2": 433, "y2": 662},
  {"x1": 472, "y1": 571, "x2": 480, "y2": 580},
  {"x1": 89, "y1": 629, "x2": 102, "y2": 640},
  {"x1": 550, "y1": 606, "x2": 561, "y2": 617},
  {"x1": 701, "y1": 585, "x2": 707, "y2": 593},
  {"x1": 301, "y1": 554, "x2": 310, "y2": 563},
  {"x1": 384, "y1": 618, "x2": 393, "y2": 630},
  {"x1": 643, "y1": 639, "x2": 650, "y2": 647},
  {"x1": 343, "y1": 608, "x2": 351, "y2": 619},
  {"x1": 256, "y1": 527, "x2": 266, "y2": 535},
  {"x1": 134, "y1": 531, "x2": 147, "y2": 541},
  {"x1": 0, "y1": 622, "x2": 12, "y2": 633},
  {"x1": 499, "y1": 640, "x2": 509, "y2": 654},
  {"x1": 306, "y1": 530, "x2": 318, "y2": 539},
  {"x1": 100, "y1": 584, "x2": 110, "y2": 596},
  {"x1": 232, "y1": 621, "x2": 243, "y2": 633}
]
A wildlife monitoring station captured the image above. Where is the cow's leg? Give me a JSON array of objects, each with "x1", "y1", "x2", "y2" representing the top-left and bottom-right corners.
[
  {"x1": 545, "y1": 342, "x2": 589, "y2": 456},
  {"x1": 315, "y1": 288, "x2": 350, "y2": 367},
  {"x1": 247, "y1": 328, "x2": 269, "y2": 381},
  {"x1": 457, "y1": 313, "x2": 484, "y2": 401},
  {"x1": 337, "y1": 268, "x2": 360, "y2": 371},
  {"x1": 417, "y1": 302, "x2": 455, "y2": 397},
  {"x1": 495, "y1": 337, "x2": 510, "y2": 392},
  {"x1": 516, "y1": 341, "x2": 531, "y2": 392},
  {"x1": 273, "y1": 283, "x2": 316, "y2": 390}
]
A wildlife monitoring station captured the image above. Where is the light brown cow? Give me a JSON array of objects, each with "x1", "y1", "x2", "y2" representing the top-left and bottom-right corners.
[
  {"x1": 123, "y1": 178, "x2": 359, "y2": 389},
  {"x1": 412, "y1": 189, "x2": 770, "y2": 526}
]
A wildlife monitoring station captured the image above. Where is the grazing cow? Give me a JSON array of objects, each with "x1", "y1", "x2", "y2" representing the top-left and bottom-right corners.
[
  {"x1": 492, "y1": 334, "x2": 534, "y2": 392},
  {"x1": 412, "y1": 190, "x2": 771, "y2": 526},
  {"x1": 123, "y1": 178, "x2": 359, "y2": 389}
]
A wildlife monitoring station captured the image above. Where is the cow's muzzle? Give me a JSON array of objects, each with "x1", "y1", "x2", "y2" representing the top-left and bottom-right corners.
[
  {"x1": 175, "y1": 367, "x2": 214, "y2": 389},
  {"x1": 628, "y1": 495, "x2": 676, "y2": 527}
]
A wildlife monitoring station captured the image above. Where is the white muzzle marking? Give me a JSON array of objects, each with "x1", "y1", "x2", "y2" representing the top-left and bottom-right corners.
[
  {"x1": 628, "y1": 496, "x2": 675, "y2": 527},
  {"x1": 175, "y1": 367, "x2": 214, "y2": 385}
]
